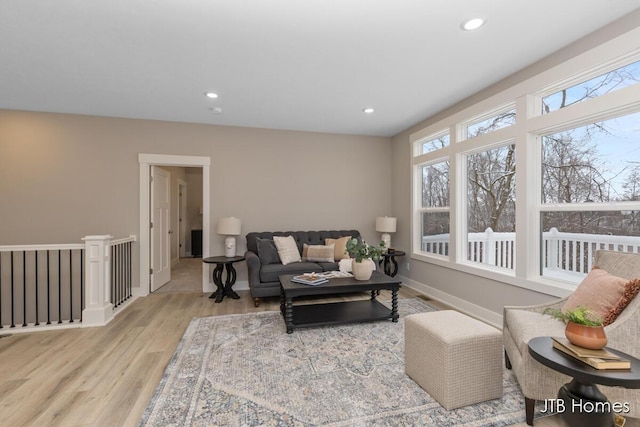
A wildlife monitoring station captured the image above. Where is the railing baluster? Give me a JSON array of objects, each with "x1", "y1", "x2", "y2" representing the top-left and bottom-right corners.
[
  {"x1": 58, "y1": 250, "x2": 62, "y2": 324},
  {"x1": 69, "y1": 249, "x2": 74, "y2": 323},
  {"x1": 0, "y1": 252, "x2": 3, "y2": 328},
  {"x1": 46, "y1": 250, "x2": 51, "y2": 325},
  {"x1": 10, "y1": 252, "x2": 15, "y2": 328},
  {"x1": 80, "y1": 249, "x2": 84, "y2": 319},
  {"x1": 35, "y1": 252, "x2": 39, "y2": 326},
  {"x1": 22, "y1": 252, "x2": 27, "y2": 327}
]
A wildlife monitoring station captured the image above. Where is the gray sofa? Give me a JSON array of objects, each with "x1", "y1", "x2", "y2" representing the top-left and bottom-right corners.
[{"x1": 245, "y1": 230, "x2": 360, "y2": 306}]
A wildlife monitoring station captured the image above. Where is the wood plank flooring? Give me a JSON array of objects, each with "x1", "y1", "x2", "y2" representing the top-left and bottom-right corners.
[
  {"x1": 0, "y1": 289, "x2": 411, "y2": 426},
  {"x1": 0, "y1": 286, "x2": 635, "y2": 427}
]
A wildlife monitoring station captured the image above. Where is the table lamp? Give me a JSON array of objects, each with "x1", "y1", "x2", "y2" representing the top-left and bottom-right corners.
[
  {"x1": 217, "y1": 217, "x2": 242, "y2": 257},
  {"x1": 375, "y1": 216, "x2": 397, "y2": 250}
]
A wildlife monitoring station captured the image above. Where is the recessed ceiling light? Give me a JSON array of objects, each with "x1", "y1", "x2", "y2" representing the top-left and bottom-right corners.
[
  {"x1": 205, "y1": 92, "x2": 219, "y2": 99},
  {"x1": 363, "y1": 108, "x2": 375, "y2": 114},
  {"x1": 461, "y1": 18, "x2": 485, "y2": 31}
]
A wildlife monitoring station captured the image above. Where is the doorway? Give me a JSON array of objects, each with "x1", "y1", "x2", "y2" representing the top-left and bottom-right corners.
[{"x1": 138, "y1": 154, "x2": 212, "y2": 297}]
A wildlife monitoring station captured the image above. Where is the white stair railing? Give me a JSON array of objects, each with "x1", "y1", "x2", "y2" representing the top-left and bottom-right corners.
[{"x1": 0, "y1": 234, "x2": 136, "y2": 332}]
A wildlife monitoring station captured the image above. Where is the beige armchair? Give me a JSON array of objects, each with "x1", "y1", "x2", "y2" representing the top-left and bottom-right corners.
[{"x1": 503, "y1": 250, "x2": 640, "y2": 425}]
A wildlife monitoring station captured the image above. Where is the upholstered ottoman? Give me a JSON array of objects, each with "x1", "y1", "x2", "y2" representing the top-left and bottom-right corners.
[{"x1": 405, "y1": 310, "x2": 503, "y2": 410}]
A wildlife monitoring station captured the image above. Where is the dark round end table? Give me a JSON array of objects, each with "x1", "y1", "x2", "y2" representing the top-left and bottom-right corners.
[
  {"x1": 203, "y1": 256, "x2": 245, "y2": 303},
  {"x1": 378, "y1": 250, "x2": 405, "y2": 277},
  {"x1": 528, "y1": 336, "x2": 640, "y2": 427}
]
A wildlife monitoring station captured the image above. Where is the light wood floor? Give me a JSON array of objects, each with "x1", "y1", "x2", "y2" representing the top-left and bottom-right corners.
[
  {"x1": 0, "y1": 284, "x2": 634, "y2": 427},
  {"x1": 0, "y1": 288, "x2": 417, "y2": 426}
]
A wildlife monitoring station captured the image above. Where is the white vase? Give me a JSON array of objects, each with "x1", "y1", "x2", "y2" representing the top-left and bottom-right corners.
[{"x1": 352, "y1": 259, "x2": 374, "y2": 280}]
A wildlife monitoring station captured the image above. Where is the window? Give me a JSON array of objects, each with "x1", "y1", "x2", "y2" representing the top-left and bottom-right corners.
[
  {"x1": 419, "y1": 161, "x2": 450, "y2": 256},
  {"x1": 417, "y1": 134, "x2": 450, "y2": 155},
  {"x1": 539, "y1": 111, "x2": 640, "y2": 280},
  {"x1": 411, "y1": 44, "x2": 640, "y2": 293},
  {"x1": 466, "y1": 144, "x2": 516, "y2": 269},
  {"x1": 541, "y1": 112, "x2": 640, "y2": 204},
  {"x1": 464, "y1": 108, "x2": 516, "y2": 140},
  {"x1": 542, "y1": 59, "x2": 640, "y2": 114}
]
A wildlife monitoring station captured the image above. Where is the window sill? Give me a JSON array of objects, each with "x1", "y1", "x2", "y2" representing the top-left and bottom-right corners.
[{"x1": 410, "y1": 252, "x2": 576, "y2": 298}]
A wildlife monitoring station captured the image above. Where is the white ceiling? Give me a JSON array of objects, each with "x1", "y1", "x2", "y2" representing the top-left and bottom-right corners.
[{"x1": 1, "y1": 1, "x2": 639, "y2": 137}]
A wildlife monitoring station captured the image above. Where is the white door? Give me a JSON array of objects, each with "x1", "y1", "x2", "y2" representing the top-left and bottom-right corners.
[{"x1": 151, "y1": 166, "x2": 171, "y2": 291}]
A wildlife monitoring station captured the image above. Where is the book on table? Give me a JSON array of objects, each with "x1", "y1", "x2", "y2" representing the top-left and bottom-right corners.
[
  {"x1": 291, "y1": 274, "x2": 329, "y2": 286},
  {"x1": 551, "y1": 337, "x2": 631, "y2": 370}
]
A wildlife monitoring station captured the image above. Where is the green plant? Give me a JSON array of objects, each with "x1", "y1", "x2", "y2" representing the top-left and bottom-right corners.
[
  {"x1": 544, "y1": 306, "x2": 603, "y2": 327},
  {"x1": 345, "y1": 238, "x2": 384, "y2": 263}
]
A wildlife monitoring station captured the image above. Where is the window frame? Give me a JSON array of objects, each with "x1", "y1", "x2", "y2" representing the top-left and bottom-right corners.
[{"x1": 410, "y1": 38, "x2": 640, "y2": 296}]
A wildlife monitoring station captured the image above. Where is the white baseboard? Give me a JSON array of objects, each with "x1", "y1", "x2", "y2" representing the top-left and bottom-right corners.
[{"x1": 397, "y1": 274, "x2": 503, "y2": 329}]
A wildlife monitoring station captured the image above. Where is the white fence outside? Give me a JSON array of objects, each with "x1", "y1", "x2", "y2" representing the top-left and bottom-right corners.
[{"x1": 422, "y1": 227, "x2": 640, "y2": 277}]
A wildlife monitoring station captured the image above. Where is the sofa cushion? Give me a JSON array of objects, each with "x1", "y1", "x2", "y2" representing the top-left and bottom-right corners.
[
  {"x1": 505, "y1": 309, "x2": 566, "y2": 355},
  {"x1": 273, "y1": 235, "x2": 302, "y2": 265},
  {"x1": 317, "y1": 261, "x2": 340, "y2": 271},
  {"x1": 302, "y1": 243, "x2": 335, "y2": 262},
  {"x1": 246, "y1": 230, "x2": 360, "y2": 256},
  {"x1": 562, "y1": 268, "x2": 629, "y2": 325},
  {"x1": 259, "y1": 262, "x2": 323, "y2": 283},
  {"x1": 325, "y1": 236, "x2": 351, "y2": 261},
  {"x1": 256, "y1": 238, "x2": 280, "y2": 265}
]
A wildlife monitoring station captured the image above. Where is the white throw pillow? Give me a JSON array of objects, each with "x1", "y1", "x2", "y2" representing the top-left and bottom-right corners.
[
  {"x1": 273, "y1": 235, "x2": 302, "y2": 265},
  {"x1": 339, "y1": 258, "x2": 353, "y2": 273}
]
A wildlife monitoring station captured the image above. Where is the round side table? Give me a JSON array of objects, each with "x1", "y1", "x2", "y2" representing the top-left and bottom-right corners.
[
  {"x1": 528, "y1": 336, "x2": 640, "y2": 427},
  {"x1": 203, "y1": 256, "x2": 245, "y2": 303},
  {"x1": 378, "y1": 250, "x2": 405, "y2": 277}
]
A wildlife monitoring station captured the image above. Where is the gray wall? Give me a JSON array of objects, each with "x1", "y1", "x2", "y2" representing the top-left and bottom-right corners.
[{"x1": 0, "y1": 111, "x2": 392, "y2": 287}]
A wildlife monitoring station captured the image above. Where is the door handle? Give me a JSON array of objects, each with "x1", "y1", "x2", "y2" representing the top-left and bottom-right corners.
[{"x1": 169, "y1": 230, "x2": 173, "y2": 234}]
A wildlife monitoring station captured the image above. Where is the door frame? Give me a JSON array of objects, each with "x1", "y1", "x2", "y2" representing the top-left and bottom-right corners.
[
  {"x1": 177, "y1": 178, "x2": 187, "y2": 259},
  {"x1": 138, "y1": 153, "x2": 211, "y2": 296}
]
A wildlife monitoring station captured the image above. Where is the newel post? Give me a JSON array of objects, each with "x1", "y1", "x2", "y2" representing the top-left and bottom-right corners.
[{"x1": 82, "y1": 235, "x2": 114, "y2": 326}]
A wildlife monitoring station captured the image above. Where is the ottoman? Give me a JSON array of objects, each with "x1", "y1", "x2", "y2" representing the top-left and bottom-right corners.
[{"x1": 405, "y1": 310, "x2": 503, "y2": 410}]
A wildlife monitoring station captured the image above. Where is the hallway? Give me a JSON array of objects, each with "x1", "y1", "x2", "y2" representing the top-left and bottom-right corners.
[{"x1": 153, "y1": 257, "x2": 204, "y2": 294}]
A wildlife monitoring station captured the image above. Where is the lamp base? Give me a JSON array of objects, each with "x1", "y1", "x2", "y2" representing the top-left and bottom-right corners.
[
  {"x1": 381, "y1": 233, "x2": 391, "y2": 250},
  {"x1": 224, "y1": 236, "x2": 236, "y2": 257}
]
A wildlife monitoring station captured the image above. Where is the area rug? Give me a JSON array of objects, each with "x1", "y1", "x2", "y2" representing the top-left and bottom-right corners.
[{"x1": 139, "y1": 298, "x2": 533, "y2": 426}]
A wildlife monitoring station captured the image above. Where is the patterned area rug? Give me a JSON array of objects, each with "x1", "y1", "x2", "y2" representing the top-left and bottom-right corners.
[{"x1": 139, "y1": 298, "x2": 530, "y2": 426}]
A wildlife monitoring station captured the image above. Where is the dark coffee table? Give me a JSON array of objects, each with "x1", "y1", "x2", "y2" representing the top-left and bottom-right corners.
[
  {"x1": 279, "y1": 271, "x2": 401, "y2": 334},
  {"x1": 528, "y1": 336, "x2": 640, "y2": 427}
]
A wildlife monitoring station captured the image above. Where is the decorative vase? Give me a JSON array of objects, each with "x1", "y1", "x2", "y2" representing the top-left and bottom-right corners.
[
  {"x1": 352, "y1": 259, "x2": 374, "y2": 280},
  {"x1": 564, "y1": 321, "x2": 607, "y2": 349}
]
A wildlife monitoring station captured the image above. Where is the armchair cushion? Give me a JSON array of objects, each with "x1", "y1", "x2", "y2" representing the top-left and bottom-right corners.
[
  {"x1": 604, "y1": 279, "x2": 640, "y2": 326},
  {"x1": 562, "y1": 268, "x2": 629, "y2": 325},
  {"x1": 505, "y1": 310, "x2": 565, "y2": 357}
]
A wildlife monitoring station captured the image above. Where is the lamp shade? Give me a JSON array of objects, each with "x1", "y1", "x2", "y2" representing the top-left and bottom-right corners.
[
  {"x1": 217, "y1": 217, "x2": 241, "y2": 235},
  {"x1": 376, "y1": 217, "x2": 397, "y2": 233}
]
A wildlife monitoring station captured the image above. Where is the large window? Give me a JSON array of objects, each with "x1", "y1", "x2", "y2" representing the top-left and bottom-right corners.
[
  {"x1": 420, "y1": 161, "x2": 450, "y2": 256},
  {"x1": 466, "y1": 144, "x2": 516, "y2": 269},
  {"x1": 539, "y1": 111, "x2": 640, "y2": 280},
  {"x1": 413, "y1": 132, "x2": 451, "y2": 257},
  {"x1": 412, "y1": 45, "x2": 640, "y2": 292}
]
